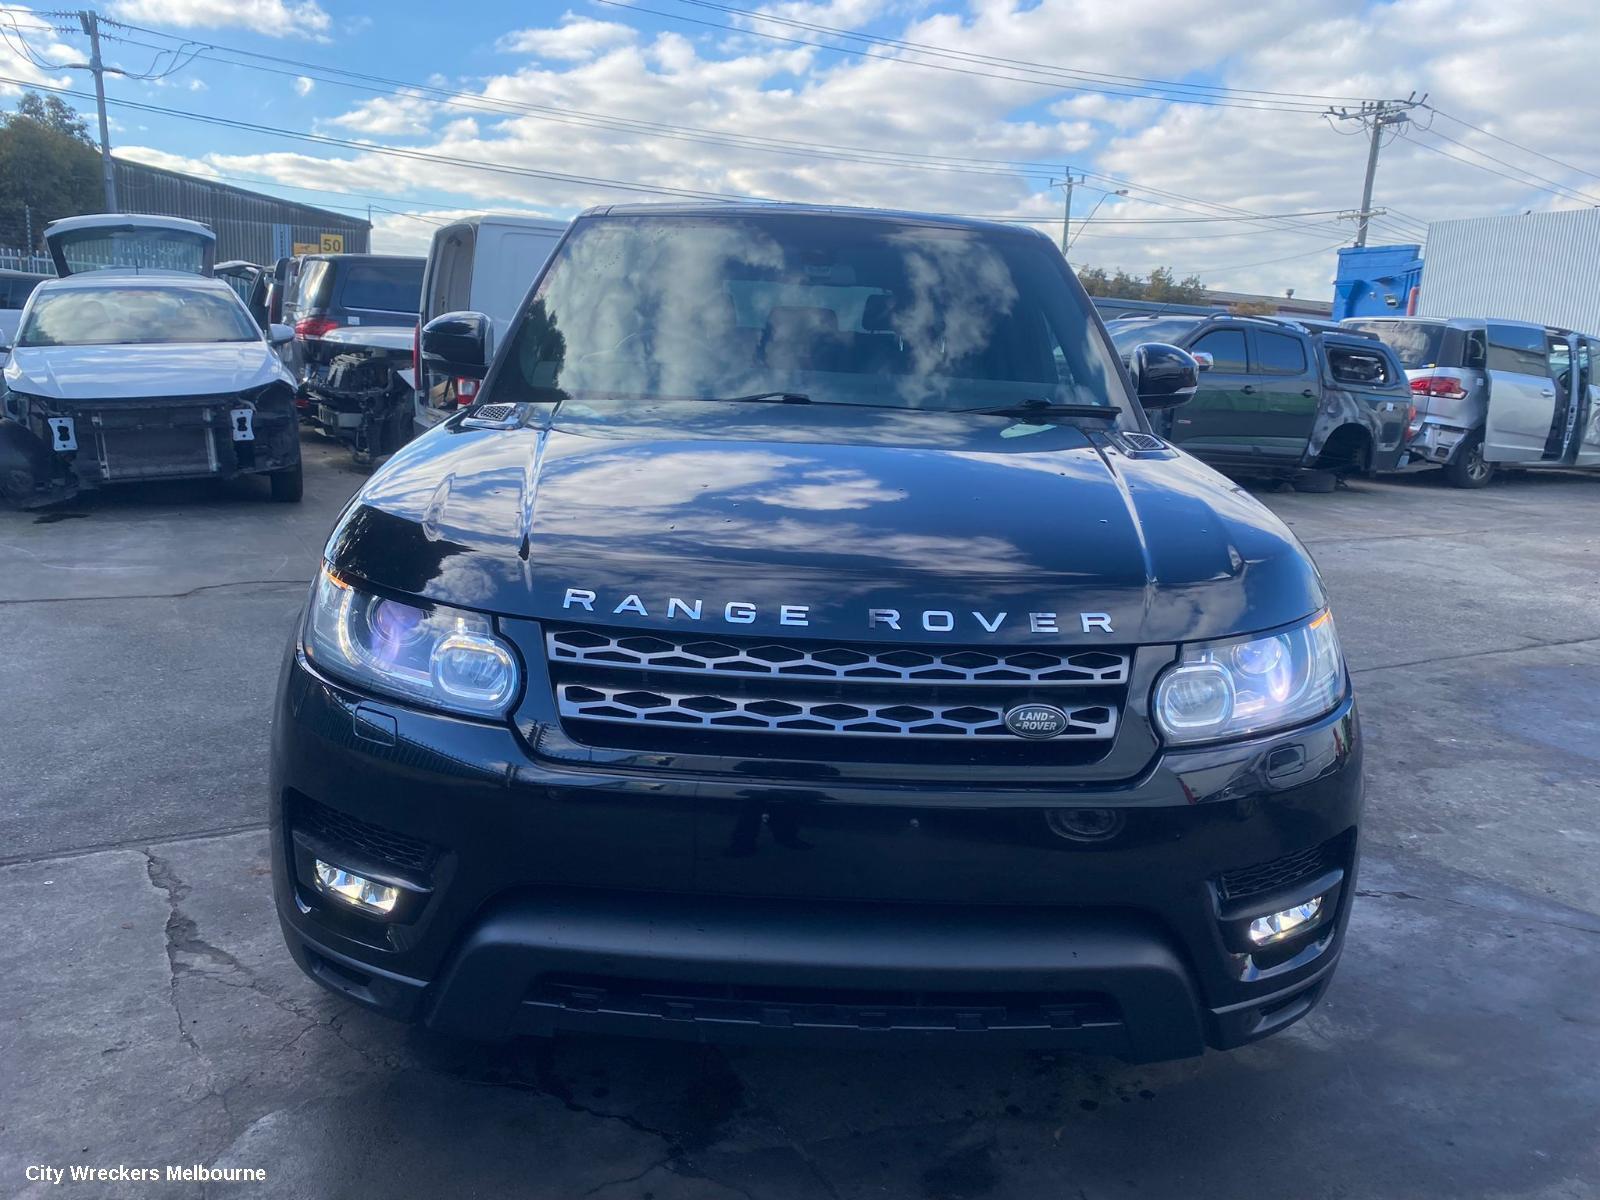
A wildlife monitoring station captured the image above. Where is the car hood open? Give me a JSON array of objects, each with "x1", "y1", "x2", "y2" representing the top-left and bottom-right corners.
[
  {"x1": 328, "y1": 399, "x2": 1325, "y2": 646},
  {"x1": 4, "y1": 341, "x2": 287, "y2": 400}
]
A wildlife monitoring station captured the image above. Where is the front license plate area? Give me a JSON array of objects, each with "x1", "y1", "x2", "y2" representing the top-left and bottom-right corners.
[{"x1": 230, "y1": 408, "x2": 255, "y2": 441}]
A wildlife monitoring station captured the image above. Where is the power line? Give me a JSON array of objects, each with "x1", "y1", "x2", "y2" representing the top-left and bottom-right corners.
[
  {"x1": 83, "y1": 15, "x2": 1366, "y2": 246},
  {"x1": 1399, "y1": 130, "x2": 1600, "y2": 207},
  {"x1": 666, "y1": 0, "x2": 1373, "y2": 106},
  {"x1": 1404, "y1": 126, "x2": 1600, "y2": 206},
  {"x1": 595, "y1": 0, "x2": 1355, "y2": 113},
  {"x1": 0, "y1": 73, "x2": 777, "y2": 203},
  {"x1": 1425, "y1": 106, "x2": 1600, "y2": 185}
]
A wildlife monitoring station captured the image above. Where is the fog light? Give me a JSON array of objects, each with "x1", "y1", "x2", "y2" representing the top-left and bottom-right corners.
[
  {"x1": 1248, "y1": 895, "x2": 1324, "y2": 945},
  {"x1": 313, "y1": 859, "x2": 400, "y2": 915}
]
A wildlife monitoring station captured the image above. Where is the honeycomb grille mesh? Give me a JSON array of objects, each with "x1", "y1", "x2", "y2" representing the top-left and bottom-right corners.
[
  {"x1": 546, "y1": 628, "x2": 1129, "y2": 686},
  {"x1": 557, "y1": 683, "x2": 1117, "y2": 740},
  {"x1": 1217, "y1": 838, "x2": 1341, "y2": 901}
]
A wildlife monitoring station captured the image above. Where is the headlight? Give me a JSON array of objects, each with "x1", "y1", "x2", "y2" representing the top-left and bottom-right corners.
[
  {"x1": 1153, "y1": 611, "x2": 1345, "y2": 745},
  {"x1": 303, "y1": 566, "x2": 520, "y2": 718}
]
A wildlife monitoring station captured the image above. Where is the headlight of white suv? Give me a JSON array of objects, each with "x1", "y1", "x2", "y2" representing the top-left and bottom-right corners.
[
  {"x1": 303, "y1": 566, "x2": 519, "y2": 718},
  {"x1": 1152, "y1": 611, "x2": 1345, "y2": 745}
]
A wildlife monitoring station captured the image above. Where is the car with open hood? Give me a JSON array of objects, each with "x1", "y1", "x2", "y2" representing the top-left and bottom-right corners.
[
  {"x1": 270, "y1": 204, "x2": 1362, "y2": 1062},
  {"x1": 0, "y1": 272, "x2": 302, "y2": 505}
]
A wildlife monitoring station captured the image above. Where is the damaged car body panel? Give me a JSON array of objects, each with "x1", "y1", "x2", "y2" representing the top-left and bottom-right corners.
[
  {"x1": 300, "y1": 324, "x2": 416, "y2": 465},
  {"x1": 0, "y1": 273, "x2": 302, "y2": 506}
]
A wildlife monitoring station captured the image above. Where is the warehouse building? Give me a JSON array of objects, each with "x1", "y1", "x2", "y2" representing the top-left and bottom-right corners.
[
  {"x1": 1416, "y1": 208, "x2": 1600, "y2": 334},
  {"x1": 111, "y1": 157, "x2": 371, "y2": 264}
]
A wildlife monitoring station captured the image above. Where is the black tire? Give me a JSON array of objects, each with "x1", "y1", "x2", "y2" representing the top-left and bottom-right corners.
[
  {"x1": 1444, "y1": 430, "x2": 1494, "y2": 489},
  {"x1": 269, "y1": 459, "x2": 304, "y2": 503}
]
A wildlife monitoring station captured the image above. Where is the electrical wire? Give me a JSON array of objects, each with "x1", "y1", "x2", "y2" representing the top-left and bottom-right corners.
[
  {"x1": 666, "y1": 0, "x2": 1374, "y2": 106},
  {"x1": 1399, "y1": 130, "x2": 1600, "y2": 207},
  {"x1": 594, "y1": 0, "x2": 1351, "y2": 113},
  {"x1": 1425, "y1": 106, "x2": 1600, "y2": 185}
]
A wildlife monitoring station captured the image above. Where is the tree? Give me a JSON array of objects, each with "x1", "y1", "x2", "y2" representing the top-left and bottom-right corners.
[
  {"x1": 1077, "y1": 264, "x2": 1208, "y2": 304},
  {"x1": 0, "y1": 91, "x2": 102, "y2": 250},
  {"x1": 12, "y1": 92, "x2": 94, "y2": 146}
]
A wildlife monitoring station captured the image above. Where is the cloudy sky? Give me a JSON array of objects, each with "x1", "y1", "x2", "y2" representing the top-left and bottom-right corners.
[{"x1": 2, "y1": 0, "x2": 1597, "y2": 297}]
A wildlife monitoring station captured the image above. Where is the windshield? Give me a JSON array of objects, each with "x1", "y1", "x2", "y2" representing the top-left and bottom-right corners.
[
  {"x1": 490, "y1": 214, "x2": 1124, "y2": 414},
  {"x1": 1106, "y1": 317, "x2": 1203, "y2": 354},
  {"x1": 1346, "y1": 320, "x2": 1447, "y2": 369},
  {"x1": 339, "y1": 258, "x2": 423, "y2": 314},
  {"x1": 19, "y1": 287, "x2": 260, "y2": 347}
]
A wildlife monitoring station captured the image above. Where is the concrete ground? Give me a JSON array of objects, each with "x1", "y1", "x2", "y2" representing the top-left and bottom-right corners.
[{"x1": 3, "y1": 436, "x2": 1598, "y2": 1199}]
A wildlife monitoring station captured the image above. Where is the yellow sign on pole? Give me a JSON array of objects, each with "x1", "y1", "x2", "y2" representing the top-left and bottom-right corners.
[
  {"x1": 292, "y1": 242, "x2": 319, "y2": 256},
  {"x1": 319, "y1": 233, "x2": 344, "y2": 253}
]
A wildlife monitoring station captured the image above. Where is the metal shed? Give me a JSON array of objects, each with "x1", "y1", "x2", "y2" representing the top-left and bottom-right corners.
[
  {"x1": 111, "y1": 158, "x2": 371, "y2": 265},
  {"x1": 1418, "y1": 209, "x2": 1600, "y2": 334}
]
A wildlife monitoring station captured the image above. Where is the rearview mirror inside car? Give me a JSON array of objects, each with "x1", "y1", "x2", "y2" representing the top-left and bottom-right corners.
[
  {"x1": 422, "y1": 311, "x2": 493, "y2": 380},
  {"x1": 1132, "y1": 342, "x2": 1200, "y2": 409}
]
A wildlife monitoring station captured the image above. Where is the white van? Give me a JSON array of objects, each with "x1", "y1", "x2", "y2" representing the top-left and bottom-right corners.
[{"x1": 414, "y1": 215, "x2": 567, "y2": 435}]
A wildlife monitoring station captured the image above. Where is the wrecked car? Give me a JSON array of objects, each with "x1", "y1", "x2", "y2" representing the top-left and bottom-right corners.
[
  {"x1": 1345, "y1": 316, "x2": 1600, "y2": 487},
  {"x1": 0, "y1": 273, "x2": 303, "y2": 505},
  {"x1": 299, "y1": 324, "x2": 416, "y2": 465}
]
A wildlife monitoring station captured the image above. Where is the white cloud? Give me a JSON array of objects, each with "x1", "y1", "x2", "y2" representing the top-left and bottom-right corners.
[
  {"x1": 497, "y1": 15, "x2": 638, "y2": 61},
  {"x1": 113, "y1": 0, "x2": 1600, "y2": 296},
  {"x1": 107, "y1": 0, "x2": 331, "y2": 38},
  {"x1": 294, "y1": 76, "x2": 315, "y2": 96}
]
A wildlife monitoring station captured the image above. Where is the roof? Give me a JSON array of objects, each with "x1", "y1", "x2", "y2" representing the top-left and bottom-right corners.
[
  {"x1": 32, "y1": 272, "x2": 236, "y2": 294},
  {"x1": 577, "y1": 201, "x2": 1055, "y2": 240},
  {"x1": 43, "y1": 213, "x2": 217, "y2": 242},
  {"x1": 436, "y1": 214, "x2": 569, "y2": 233}
]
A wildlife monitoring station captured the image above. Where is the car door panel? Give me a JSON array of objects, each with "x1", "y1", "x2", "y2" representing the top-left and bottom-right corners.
[
  {"x1": 1247, "y1": 329, "x2": 1320, "y2": 459},
  {"x1": 1483, "y1": 322, "x2": 1557, "y2": 462},
  {"x1": 1166, "y1": 327, "x2": 1252, "y2": 453}
]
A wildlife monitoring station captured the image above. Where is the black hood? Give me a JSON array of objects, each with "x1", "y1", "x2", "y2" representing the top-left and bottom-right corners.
[{"x1": 328, "y1": 399, "x2": 1324, "y2": 646}]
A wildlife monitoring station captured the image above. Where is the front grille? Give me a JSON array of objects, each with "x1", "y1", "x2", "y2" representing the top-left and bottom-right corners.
[
  {"x1": 544, "y1": 625, "x2": 1131, "y2": 766},
  {"x1": 531, "y1": 974, "x2": 1120, "y2": 1033},
  {"x1": 292, "y1": 794, "x2": 437, "y2": 875},
  {"x1": 558, "y1": 682, "x2": 1116, "y2": 740},
  {"x1": 548, "y1": 628, "x2": 1129, "y2": 685},
  {"x1": 1218, "y1": 837, "x2": 1343, "y2": 902}
]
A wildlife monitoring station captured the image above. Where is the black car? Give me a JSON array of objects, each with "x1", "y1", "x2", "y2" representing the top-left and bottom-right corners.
[
  {"x1": 281, "y1": 253, "x2": 423, "y2": 393},
  {"x1": 1106, "y1": 313, "x2": 1412, "y2": 484},
  {"x1": 270, "y1": 204, "x2": 1362, "y2": 1063}
]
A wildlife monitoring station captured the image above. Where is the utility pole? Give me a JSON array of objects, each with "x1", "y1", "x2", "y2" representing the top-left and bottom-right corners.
[
  {"x1": 1050, "y1": 169, "x2": 1083, "y2": 255},
  {"x1": 1328, "y1": 94, "x2": 1425, "y2": 247},
  {"x1": 67, "y1": 10, "x2": 121, "y2": 211}
]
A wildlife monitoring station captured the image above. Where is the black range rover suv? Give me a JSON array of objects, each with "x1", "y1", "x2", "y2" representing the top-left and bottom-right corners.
[{"x1": 271, "y1": 204, "x2": 1362, "y2": 1063}]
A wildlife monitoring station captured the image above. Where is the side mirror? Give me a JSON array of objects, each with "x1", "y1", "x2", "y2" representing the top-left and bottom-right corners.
[
  {"x1": 1132, "y1": 342, "x2": 1200, "y2": 409},
  {"x1": 422, "y1": 311, "x2": 493, "y2": 380},
  {"x1": 267, "y1": 323, "x2": 295, "y2": 346},
  {"x1": 1190, "y1": 351, "x2": 1214, "y2": 372}
]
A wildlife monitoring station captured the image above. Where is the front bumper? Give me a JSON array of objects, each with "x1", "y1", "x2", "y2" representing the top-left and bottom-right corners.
[
  {"x1": 271, "y1": 652, "x2": 1362, "y2": 1062},
  {"x1": 1, "y1": 389, "x2": 298, "y2": 499}
]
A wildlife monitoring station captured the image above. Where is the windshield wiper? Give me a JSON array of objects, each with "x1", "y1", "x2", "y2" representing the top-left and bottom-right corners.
[{"x1": 962, "y1": 399, "x2": 1120, "y2": 419}]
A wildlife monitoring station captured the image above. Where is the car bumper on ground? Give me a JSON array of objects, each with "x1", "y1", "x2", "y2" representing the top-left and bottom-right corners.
[{"x1": 271, "y1": 652, "x2": 1363, "y2": 1063}]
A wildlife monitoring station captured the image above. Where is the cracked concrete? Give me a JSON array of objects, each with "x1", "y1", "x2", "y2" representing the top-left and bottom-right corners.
[{"x1": 2, "y1": 440, "x2": 1599, "y2": 1198}]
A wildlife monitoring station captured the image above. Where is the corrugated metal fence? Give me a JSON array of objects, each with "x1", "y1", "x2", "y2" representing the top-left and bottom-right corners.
[
  {"x1": 114, "y1": 159, "x2": 371, "y2": 263},
  {"x1": 1419, "y1": 209, "x2": 1600, "y2": 334}
]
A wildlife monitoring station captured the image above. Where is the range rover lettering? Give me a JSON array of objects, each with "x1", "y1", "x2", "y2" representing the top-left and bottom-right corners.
[{"x1": 270, "y1": 204, "x2": 1362, "y2": 1062}]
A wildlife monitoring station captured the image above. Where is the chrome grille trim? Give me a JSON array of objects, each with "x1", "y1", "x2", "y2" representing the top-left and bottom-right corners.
[
  {"x1": 546, "y1": 628, "x2": 1129, "y2": 686},
  {"x1": 557, "y1": 683, "x2": 1118, "y2": 740}
]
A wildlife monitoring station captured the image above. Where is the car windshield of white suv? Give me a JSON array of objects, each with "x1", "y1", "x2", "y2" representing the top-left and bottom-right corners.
[
  {"x1": 493, "y1": 214, "x2": 1124, "y2": 415},
  {"x1": 19, "y1": 287, "x2": 259, "y2": 347}
]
